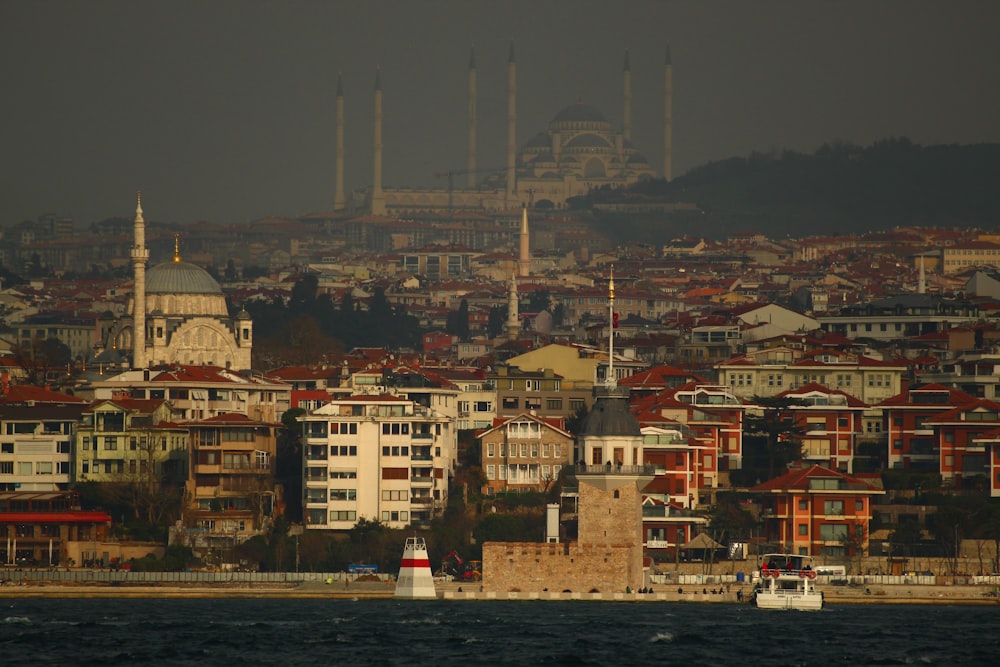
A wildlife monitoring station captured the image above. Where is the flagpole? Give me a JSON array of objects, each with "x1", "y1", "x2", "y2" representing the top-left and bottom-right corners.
[{"x1": 608, "y1": 265, "x2": 615, "y2": 387}]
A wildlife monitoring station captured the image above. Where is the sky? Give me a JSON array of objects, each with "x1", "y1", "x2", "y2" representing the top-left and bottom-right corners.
[{"x1": 2, "y1": 0, "x2": 999, "y2": 227}]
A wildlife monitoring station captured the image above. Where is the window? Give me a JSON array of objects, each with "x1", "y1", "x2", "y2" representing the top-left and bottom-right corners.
[
  {"x1": 820, "y1": 524, "x2": 848, "y2": 541},
  {"x1": 18, "y1": 462, "x2": 32, "y2": 475},
  {"x1": 329, "y1": 510, "x2": 357, "y2": 522},
  {"x1": 798, "y1": 524, "x2": 808, "y2": 535},
  {"x1": 546, "y1": 398, "x2": 563, "y2": 410},
  {"x1": 487, "y1": 443, "x2": 495, "y2": 457},
  {"x1": 104, "y1": 437, "x2": 118, "y2": 450},
  {"x1": 824, "y1": 500, "x2": 844, "y2": 515},
  {"x1": 0, "y1": 443, "x2": 12, "y2": 454},
  {"x1": 486, "y1": 465, "x2": 496, "y2": 480},
  {"x1": 542, "y1": 443, "x2": 551, "y2": 458},
  {"x1": 798, "y1": 499, "x2": 808, "y2": 510},
  {"x1": 381, "y1": 490, "x2": 408, "y2": 501},
  {"x1": 330, "y1": 489, "x2": 357, "y2": 501},
  {"x1": 0, "y1": 462, "x2": 12, "y2": 474}
]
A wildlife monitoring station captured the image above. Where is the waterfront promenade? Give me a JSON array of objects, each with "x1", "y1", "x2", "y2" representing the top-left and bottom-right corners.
[{"x1": 2, "y1": 572, "x2": 998, "y2": 605}]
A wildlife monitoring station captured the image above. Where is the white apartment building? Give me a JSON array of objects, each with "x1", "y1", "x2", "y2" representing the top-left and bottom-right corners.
[
  {"x1": 0, "y1": 406, "x2": 84, "y2": 491},
  {"x1": 299, "y1": 394, "x2": 456, "y2": 531}
]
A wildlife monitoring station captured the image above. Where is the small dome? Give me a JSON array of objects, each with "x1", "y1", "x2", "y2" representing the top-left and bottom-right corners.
[{"x1": 147, "y1": 260, "x2": 223, "y2": 295}]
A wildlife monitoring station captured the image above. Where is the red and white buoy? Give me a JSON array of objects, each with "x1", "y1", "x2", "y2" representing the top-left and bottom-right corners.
[{"x1": 395, "y1": 536, "x2": 437, "y2": 599}]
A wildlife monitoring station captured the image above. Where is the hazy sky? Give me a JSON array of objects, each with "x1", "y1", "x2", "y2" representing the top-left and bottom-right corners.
[{"x1": 3, "y1": 1, "x2": 999, "y2": 226}]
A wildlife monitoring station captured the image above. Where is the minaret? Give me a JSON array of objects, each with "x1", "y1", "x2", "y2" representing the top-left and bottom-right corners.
[
  {"x1": 334, "y1": 72, "x2": 346, "y2": 210},
  {"x1": 370, "y1": 67, "x2": 386, "y2": 215},
  {"x1": 505, "y1": 41, "x2": 517, "y2": 205},
  {"x1": 663, "y1": 45, "x2": 673, "y2": 181},
  {"x1": 131, "y1": 192, "x2": 149, "y2": 370},
  {"x1": 918, "y1": 255, "x2": 926, "y2": 294},
  {"x1": 518, "y1": 204, "x2": 530, "y2": 277},
  {"x1": 506, "y1": 274, "x2": 520, "y2": 341},
  {"x1": 622, "y1": 50, "x2": 632, "y2": 142},
  {"x1": 466, "y1": 46, "x2": 477, "y2": 187}
]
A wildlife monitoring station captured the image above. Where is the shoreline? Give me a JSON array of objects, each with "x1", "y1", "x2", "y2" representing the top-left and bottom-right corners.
[{"x1": 3, "y1": 581, "x2": 999, "y2": 605}]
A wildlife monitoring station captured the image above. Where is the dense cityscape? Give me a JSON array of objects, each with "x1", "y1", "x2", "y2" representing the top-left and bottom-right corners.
[{"x1": 3, "y1": 5, "x2": 1000, "y2": 591}]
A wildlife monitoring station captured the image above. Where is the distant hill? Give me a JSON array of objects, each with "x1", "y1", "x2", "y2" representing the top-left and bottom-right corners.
[{"x1": 578, "y1": 139, "x2": 1000, "y2": 243}]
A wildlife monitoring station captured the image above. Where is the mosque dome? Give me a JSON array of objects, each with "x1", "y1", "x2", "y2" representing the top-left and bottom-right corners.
[
  {"x1": 550, "y1": 103, "x2": 611, "y2": 125},
  {"x1": 147, "y1": 260, "x2": 223, "y2": 295}
]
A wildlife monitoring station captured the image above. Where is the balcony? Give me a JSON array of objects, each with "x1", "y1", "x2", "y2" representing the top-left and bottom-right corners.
[
  {"x1": 411, "y1": 433, "x2": 434, "y2": 440},
  {"x1": 410, "y1": 476, "x2": 434, "y2": 486}
]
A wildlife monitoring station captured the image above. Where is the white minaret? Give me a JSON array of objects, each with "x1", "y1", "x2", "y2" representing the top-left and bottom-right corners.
[
  {"x1": 518, "y1": 204, "x2": 530, "y2": 277},
  {"x1": 623, "y1": 50, "x2": 632, "y2": 142},
  {"x1": 371, "y1": 67, "x2": 386, "y2": 215},
  {"x1": 467, "y1": 46, "x2": 477, "y2": 188},
  {"x1": 506, "y1": 274, "x2": 520, "y2": 341},
  {"x1": 663, "y1": 45, "x2": 673, "y2": 181},
  {"x1": 131, "y1": 192, "x2": 149, "y2": 369},
  {"x1": 918, "y1": 255, "x2": 926, "y2": 294},
  {"x1": 334, "y1": 72, "x2": 346, "y2": 210},
  {"x1": 506, "y1": 41, "x2": 517, "y2": 205}
]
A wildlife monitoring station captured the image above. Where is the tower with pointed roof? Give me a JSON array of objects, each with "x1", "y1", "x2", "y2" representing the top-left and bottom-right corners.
[
  {"x1": 130, "y1": 192, "x2": 149, "y2": 369},
  {"x1": 663, "y1": 44, "x2": 673, "y2": 181},
  {"x1": 467, "y1": 46, "x2": 477, "y2": 188},
  {"x1": 518, "y1": 204, "x2": 530, "y2": 277},
  {"x1": 334, "y1": 73, "x2": 346, "y2": 210},
  {"x1": 370, "y1": 67, "x2": 386, "y2": 216}
]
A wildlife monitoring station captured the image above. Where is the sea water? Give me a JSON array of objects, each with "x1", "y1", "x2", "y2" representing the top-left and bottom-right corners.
[{"x1": 1, "y1": 598, "x2": 997, "y2": 666}]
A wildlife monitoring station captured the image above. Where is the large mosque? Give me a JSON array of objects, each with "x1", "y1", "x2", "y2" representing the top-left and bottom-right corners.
[
  {"x1": 97, "y1": 195, "x2": 253, "y2": 371},
  {"x1": 340, "y1": 45, "x2": 673, "y2": 216}
]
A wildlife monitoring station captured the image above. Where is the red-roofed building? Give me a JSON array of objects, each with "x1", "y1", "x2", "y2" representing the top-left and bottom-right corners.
[
  {"x1": 751, "y1": 464, "x2": 884, "y2": 557},
  {"x1": 875, "y1": 383, "x2": 981, "y2": 472},
  {"x1": 775, "y1": 384, "x2": 869, "y2": 474},
  {"x1": 0, "y1": 490, "x2": 112, "y2": 566},
  {"x1": 923, "y1": 400, "x2": 1000, "y2": 490},
  {"x1": 477, "y1": 412, "x2": 573, "y2": 495}
]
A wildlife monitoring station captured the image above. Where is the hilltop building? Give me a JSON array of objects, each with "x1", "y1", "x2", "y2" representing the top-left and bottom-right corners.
[{"x1": 346, "y1": 45, "x2": 669, "y2": 215}]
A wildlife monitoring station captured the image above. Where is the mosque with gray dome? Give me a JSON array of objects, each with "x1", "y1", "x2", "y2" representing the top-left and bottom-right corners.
[
  {"x1": 96, "y1": 195, "x2": 253, "y2": 371},
  {"x1": 340, "y1": 46, "x2": 672, "y2": 216}
]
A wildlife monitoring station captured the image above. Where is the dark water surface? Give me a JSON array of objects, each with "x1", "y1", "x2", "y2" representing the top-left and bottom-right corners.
[{"x1": 1, "y1": 598, "x2": 997, "y2": 666}]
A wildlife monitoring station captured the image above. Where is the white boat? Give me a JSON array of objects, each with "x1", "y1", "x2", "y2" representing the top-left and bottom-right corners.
[{"x1": 751, "y1": 553, "x2": 824, "y2": 610}]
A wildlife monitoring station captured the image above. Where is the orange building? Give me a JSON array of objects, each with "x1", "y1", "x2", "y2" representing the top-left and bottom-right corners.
[{"x1": 751, "y1": 464, "x2": 884, "y2": 558}]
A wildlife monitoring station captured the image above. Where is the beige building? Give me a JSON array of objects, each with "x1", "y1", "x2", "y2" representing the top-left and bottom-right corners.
[
  {"x1": 478, "y1": 412, "x2": 573, "y2": 495},
  {"x1": 75, "y1": 398, "x2": 188, "y2": 484}
]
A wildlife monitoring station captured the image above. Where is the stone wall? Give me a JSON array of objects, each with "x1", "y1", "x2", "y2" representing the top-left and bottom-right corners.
[{"x1": 482, "y1": 541, "x2": 641, "y2": 594}]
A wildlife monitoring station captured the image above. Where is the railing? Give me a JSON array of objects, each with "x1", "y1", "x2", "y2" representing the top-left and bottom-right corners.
[{"x1": 567, "y1": 464, "x2": 657, "y2": 477}]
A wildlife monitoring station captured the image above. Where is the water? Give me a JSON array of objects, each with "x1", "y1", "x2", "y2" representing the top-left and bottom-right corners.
[{"x1": 1, "y1": 599, "x2": 997, "y2": 666}]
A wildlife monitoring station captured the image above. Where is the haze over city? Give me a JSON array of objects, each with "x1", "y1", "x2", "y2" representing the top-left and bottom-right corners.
[{"x1": 3, "y1": 0, "x2": 999, "y2": 226}]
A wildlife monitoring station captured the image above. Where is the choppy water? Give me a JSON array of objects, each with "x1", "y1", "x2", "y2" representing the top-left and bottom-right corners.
[{"x1": 1, "y1": 598, "x2": 997, "y2": 666}]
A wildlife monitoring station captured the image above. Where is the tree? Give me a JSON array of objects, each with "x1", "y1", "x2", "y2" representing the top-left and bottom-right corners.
[
  {"x1": 839, "y1": 520, "x2": 868, "y2": 573},
  {"x1": 487, "y1": 305, "x2": 506, "y2": 339},
  {"x1": 744, "y1": 396, "x2": 808, "y2": 480},
  {"x1": 706, "y1": 493, "x2": 756, "y2": 568}
]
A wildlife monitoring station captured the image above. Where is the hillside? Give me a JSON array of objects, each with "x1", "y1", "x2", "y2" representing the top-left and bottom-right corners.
[{"x1": 581, "y1": 139, "x2": 1000, "y2": 243}]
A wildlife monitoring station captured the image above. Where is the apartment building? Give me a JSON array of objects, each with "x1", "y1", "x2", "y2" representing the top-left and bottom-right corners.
[
  {"x1": 478, "y1": 412, "x2": 573, "y2": 495},
  {"x1": 299, "y1": 394, "x2": 455, "y2": 530}
]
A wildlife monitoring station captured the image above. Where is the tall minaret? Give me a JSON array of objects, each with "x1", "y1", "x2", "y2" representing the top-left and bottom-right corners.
[
  {"x1": 505, "y1": 41, "x2": 517, "y2": 205},
  {"x1": 131, "y1": 192, "x2": 149, "y2": 370},
  {"x1": 518, "y1": 204, "x2": 530, "y2": 277},
  {"x1": 466, "y1": 46, "x2": 477, "y2": 187},
  {"x1": 334, "y1": 72, "x2": 346, "y2": 210},
  {"x1": 663, "y1": 45, "x2": 673, "y2": 181},
  {"x1": 506, "y1": 274, "x2": 520, "y2": 341},
  {"x1": 918, "y1": 255, "x2": 926, "y2": 294},
  {"x1": 371, "y1": 67, "x2": 386, "y2": 215},
  {"x1": 622, "y1": 50, "x2": 632, "y2": 142}
]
